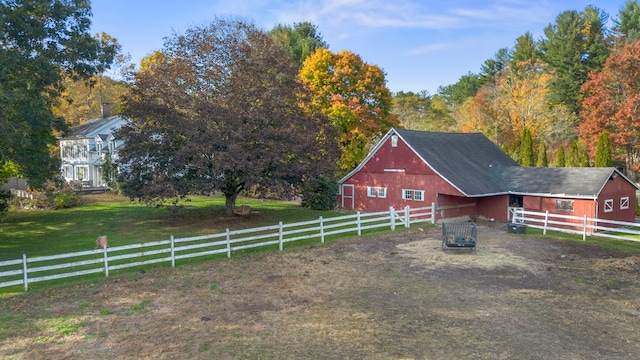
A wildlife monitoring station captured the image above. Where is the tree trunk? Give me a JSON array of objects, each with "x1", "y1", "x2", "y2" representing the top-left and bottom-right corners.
[{"x1": 225, "y1": 192, "x2": 238, "y2": 217}]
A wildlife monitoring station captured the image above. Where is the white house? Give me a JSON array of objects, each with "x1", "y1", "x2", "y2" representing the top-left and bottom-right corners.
[{"x1": 59, "y1": 108, "x2": 129, "y2": 188}]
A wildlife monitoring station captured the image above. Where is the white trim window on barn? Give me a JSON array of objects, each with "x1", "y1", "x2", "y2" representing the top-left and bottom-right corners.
[
  {"x1": 403, "y1": 189, "x2": 424, "y2": 201},
  {"x1": 604, "y1": 199, "x2": 614, "y2": 213},
  {"x1": 368, "y1": 186, "x2": 387, "y2": 198},
  {"x1": 556, "y1": 200, "x2": 574, "y2": 212},
  {"x1": 620, "y1": 196, "x2": 629, "y2": 210}
]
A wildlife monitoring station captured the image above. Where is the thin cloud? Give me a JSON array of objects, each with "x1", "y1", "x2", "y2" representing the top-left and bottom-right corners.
[
  {"x1": 267, "y1": 0, "x2": 556, "y2": 31},
  {"x1": 407, "y1": 43, "x2": 452, "y2": 55}
]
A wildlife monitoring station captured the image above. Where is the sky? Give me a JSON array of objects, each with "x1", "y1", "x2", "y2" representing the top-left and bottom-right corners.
[{"x1": 90, "y1": 0, "x2": 624, "y2": 94}]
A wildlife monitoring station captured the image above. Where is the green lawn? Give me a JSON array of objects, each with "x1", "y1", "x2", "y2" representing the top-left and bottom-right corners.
[
  {"x1": 525, "y1": 226, "x2": 640, "y2": 254},
  {"x1": 0, "y1": 193, "x2": 343, "y2": 261}
]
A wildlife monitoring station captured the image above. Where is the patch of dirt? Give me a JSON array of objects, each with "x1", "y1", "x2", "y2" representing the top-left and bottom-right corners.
[{"x1": 1, "y1": 221, "x2": 640, "y2": 359}]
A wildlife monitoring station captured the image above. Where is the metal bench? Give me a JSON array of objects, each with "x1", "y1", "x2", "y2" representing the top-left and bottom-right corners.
[{"x1": 442, "y1": 222, "x2": 477, "y2": 252}]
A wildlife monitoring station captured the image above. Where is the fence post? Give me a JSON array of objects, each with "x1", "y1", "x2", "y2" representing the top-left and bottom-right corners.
[
  {"x1": 357, "y1": 211, "x2": 362, "y2": 236},
  {"x1": 279, "y1": 221, "x2": 284, "y2": 251},
  {"x1": 22, "y1": 253, "x2": 28, "y2": 292},
  {"x1": 319, "y1": 216, "x2": 324, "y2": 244},
  {"x1": 431, "y1": 202, "x2": 436, "y2": 224},
  {"x1": 404, "y1": 205, "x2": 410, "y2": 228},
  {"x1": 103, "y1": 246, "x2": 109, "y2": 278},
  {"x1": 226, "y1": 228, "x2": 231, "y2": 258},
  {"x1": 170, "y1": 235, "x2": 175, "y2": 268},
  {"x1": 390, "y1": 206, "x2": 395, "y2": 231},
  {"x1": 583, "y1": 214, "x2": 588, "y2": 241},
  {"x1": 543, "y1": 211, "x2": 549, "y2": 235}
]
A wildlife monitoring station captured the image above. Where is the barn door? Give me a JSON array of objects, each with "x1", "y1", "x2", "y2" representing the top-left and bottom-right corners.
[{"x1": 342, "y1": 184, "x2": 354, "y2": 210}]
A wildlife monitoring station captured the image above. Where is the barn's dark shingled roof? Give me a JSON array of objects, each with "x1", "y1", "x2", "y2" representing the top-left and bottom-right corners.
[
  {"x1": 391, "y1": 128, "x2": 637, "y2": 197},
  {"x1": 394, "y1": 128, "x2": 519, "y2": 196},
  {"x1": 492, "y1": 166, "x2": 618, "y2": 197}
]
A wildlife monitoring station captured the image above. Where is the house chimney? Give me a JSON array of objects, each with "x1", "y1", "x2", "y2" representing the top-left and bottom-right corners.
[{"x1": 101, "y1": 103, "x2": 111, "y2": 118}]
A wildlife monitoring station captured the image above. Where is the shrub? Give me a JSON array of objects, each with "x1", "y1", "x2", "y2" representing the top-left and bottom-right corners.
[
  {"x1": 300, "y1": 175, "x2": 338, "y2": 210},
  {"x1": 51, "y1": 187, "x2": 82, "y2": 209}
]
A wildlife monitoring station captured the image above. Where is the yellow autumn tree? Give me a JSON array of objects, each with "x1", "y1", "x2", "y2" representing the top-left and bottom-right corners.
[
  {"x1": 494, "y1": 61, "x2": 554, "y2": 146},
  {"x1": 299, "y1": 49, "x2": 399, "y2": 174},
  {"x1": 53, "y1": 74, "x2": 128, "y2": 126},
  {"x1": 455, "y1": 89, "x2": 497, "y2": 137}
]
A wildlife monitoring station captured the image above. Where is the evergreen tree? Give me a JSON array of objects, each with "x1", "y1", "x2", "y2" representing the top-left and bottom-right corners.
[
  {"x1": 579, "y1": 147, "x2": 591, "y2": 167},
  {"x1": 519, "y1": 129, "x2": 534, "y2": 166},
  {"x1": 536, "y1": 142, "x2": 548, "y2": 167},
  {"x1": 614, "y1": 0, "x2": 640, "y2": 39},
  {"x1": 594, "y1": 131, "x2": 612, "y2": 167},
  {"x1": 567, "y1": 142, "x2": 580, "y2": 167},
  {"x1": 511, "y1": 32, "x2": 538, "y2": 69},
  {"x1": 539, "y1": 7, "x2": 610, "y2": 116},
  {"x1": 556, "y1": 145, "x2": 566, "y2": 167}
]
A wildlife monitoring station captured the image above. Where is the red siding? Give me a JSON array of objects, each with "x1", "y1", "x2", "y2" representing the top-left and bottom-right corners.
[
  {"x1": 524, "y1": 196, "x2": 541, "y2": 210},
  {"x1": 519, "y1": 175, "x2": 637, "y2": 231},
  {"x1": 537, "y1": 197, "x2": 595, "y2": 231},
  {"x1": 477, "y1": 195, "x2": 510, "y2": 221},
  {"x1": 340, "y1": 136, "x2": 466, "y2": 213},
  {"x1": 597, "y1": 174, "x2": 637, "y2": 223}
]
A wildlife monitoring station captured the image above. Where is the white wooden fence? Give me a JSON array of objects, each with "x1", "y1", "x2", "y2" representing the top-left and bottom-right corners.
[
  {"x1": 1, "y1": 205, "x2": 435, "y2": 291},
  {"x1": 511, "y1": 208, "x2": 640, "y2": 242}
]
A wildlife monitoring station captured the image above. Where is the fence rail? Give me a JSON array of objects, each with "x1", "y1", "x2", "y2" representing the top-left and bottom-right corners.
[
  {"x1": 1, "y1": 205, "x2": 435, "y2": 291},
  {"x1": 511, "y1": 208, "x2": 640, "y2": 242}
]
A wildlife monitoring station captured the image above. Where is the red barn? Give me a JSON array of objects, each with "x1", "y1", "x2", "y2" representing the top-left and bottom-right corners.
[{"x1": 337, "y1": 128, "x2": 638, "y2": 224}]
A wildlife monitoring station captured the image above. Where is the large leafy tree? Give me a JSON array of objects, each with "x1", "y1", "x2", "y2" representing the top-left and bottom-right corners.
[
  {"x1": 456, "y1": 60, "x2": 556, "y2": 149},
  {"x1": 392, "y1": 91, "x2": 454, "y2": 132},
  {"x1": 53, "y1": 33, "x2": 131, "y2": 126},
  {"x1": 0, "y1": 0, "x2": 116, "y2": 188},
  {"x1": 53, "y1": 74, "x2": 129, "y2": 125},
  {"x1": 299, "y1": 48, "x2": 398, "y2": 174},
  {"x1": 117, "y1": 19, "x2": 338, "y2": 215},
  {"x1": 578, "y1": 40, "x2": 640, "y2": 180},
  {"x1": 269, "y1": 21, "x2": 328, "y2": 68}
]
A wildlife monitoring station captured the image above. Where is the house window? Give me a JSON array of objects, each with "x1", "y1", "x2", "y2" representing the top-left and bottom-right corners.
[
  {"x1": 604, "y1": 199, "x2": 613, "y2": 213},
  {"x1": 391, "y1": 135, "x2": 398, "y2": 147},
  {"x1": 62, "y1": 165, "x2": 72, "y2": 179},
  {"x1": 367, "y1": 186, "x2": 387, "y2": 198},
  {"x1": 555, "y1": 199, "x2": 574, "y2": 211},
  {"x1": 75, "y1": 166, "x2": 88, "y2": 180},
  {"x1": 402, "y1": 189, "x2": 425, "y2": 201},
  {"x1": 620, "y1": 196, "x2": 629, "y2": 210}
]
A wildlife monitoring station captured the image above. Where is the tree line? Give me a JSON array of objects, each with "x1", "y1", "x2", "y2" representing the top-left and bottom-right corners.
[
  {"x1": 3, "y1": 0, "x2": 640, "y2": 217},
  {"x1": 0, "y1": 1, "x2": 398, "y2": 215},
  {"x1": 396, "y1": 1, "x2": 640, "y2": 181}
]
